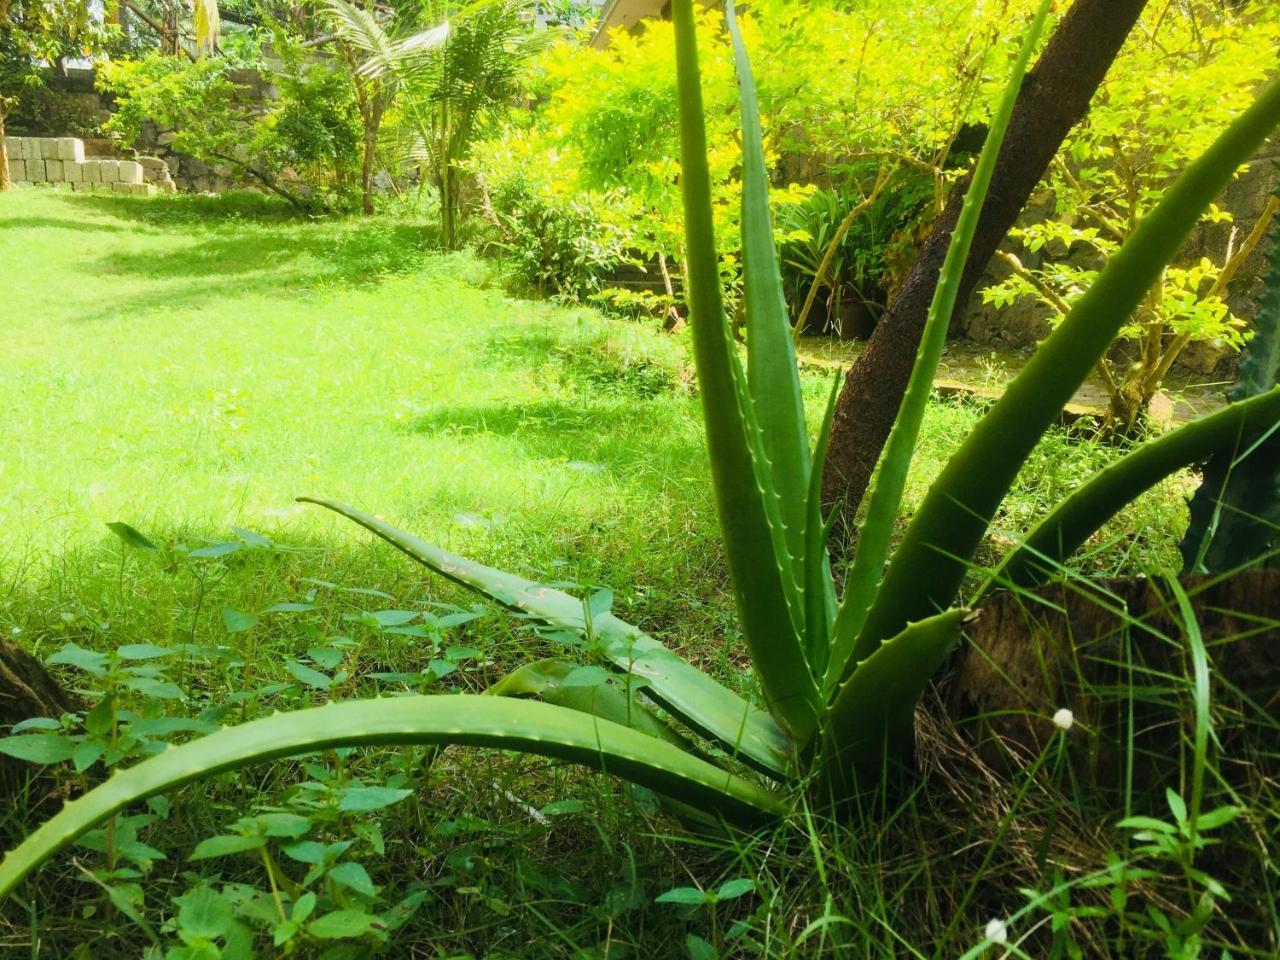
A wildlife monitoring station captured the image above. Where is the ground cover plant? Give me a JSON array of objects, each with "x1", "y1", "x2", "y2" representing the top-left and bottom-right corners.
[{"x1": 3, "y1": 0, "x2": 1280, "y2": 955}]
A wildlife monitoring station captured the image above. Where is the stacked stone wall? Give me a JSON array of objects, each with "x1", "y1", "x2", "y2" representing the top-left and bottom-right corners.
[{"x1": 5, "y1": 136, "x2": 177, "y2": 195}]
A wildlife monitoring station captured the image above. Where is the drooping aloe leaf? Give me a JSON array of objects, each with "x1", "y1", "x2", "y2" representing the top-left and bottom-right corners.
[
  {"x1": 1182, "y1": 203, "x2": 1280, "y2": 572},
  {"x1": 993, "y1": 388, "x2": 1280, "y2": 589},
  {"x1": 489, "y1": 659, "x2": 691, "y2": 751},
  {"x1": 820, "y1": 608, "x2": 969, "y2": 787},
  {"x1": 725, "y1": 0, "x2": 811, "y2": 586},
  {"x1": 302, "y1": 499, "x2": 796, "y2": 777},
  {"x1": 671, "y1": 0, "x2": 819, "y2": 744},
  {"x1": 491, "y1": 659, "x2": 730, "y2": 831},
  {"x1": 856, "y1": 73, "x2": 1280, "y2": 655},
  {"x1": 828, "y1": 0, "x2": 1054, "y2": 685},
  {"x1": 0, "y1": 695, "x2": 785, "y2": 903}
]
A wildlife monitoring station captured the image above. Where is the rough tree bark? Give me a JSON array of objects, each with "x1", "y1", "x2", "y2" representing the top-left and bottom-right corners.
[
  {"x1": 821, "y1": 0, "x2": 1151, "y2": 541},
  {"x1": 949, "y1": 570, "x2": 1280, "y2": 784},
  {"x1": 0, "y1": 640, "x2": 78, "y2": 798}
]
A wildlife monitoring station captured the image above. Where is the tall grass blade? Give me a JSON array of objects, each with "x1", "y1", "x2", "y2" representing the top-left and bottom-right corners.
[
  {"x1": 857, "y1": 74, "x2": 1280, "y2": 653},
  {"x1": 0, "y1": 696, "x2": 784, "y2": 902}
]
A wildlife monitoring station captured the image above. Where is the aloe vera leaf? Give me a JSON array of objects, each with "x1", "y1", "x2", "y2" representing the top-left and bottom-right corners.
[
  {"x1": 491, "y1": 659, "x2": 732, "y2": 831},
  {"x1": 1183, "y1": 206, "x2": 1280, "y2": 572},
  {"x1": 0, "y1": 696, "x2": 784, "y2": 902},
  {"x1": 489, "y1": 659, "x2": 692, "y2": 750},
  {"x1": 820, "y1": 608, "x2": 969, "y2": 782},
  {"x1": 828, "y1": 0, "x2": 1054, "y2": 684},
  {"x1": 671, "y1": 0, "x2": 819, "y2": 743},
  {"x1": 856, "y1": 73, "x2": 1280, "y2": 656},
  {"x1": 302, "y1": 499, "x2": 796, "y2": 776},
  {"x1": 803, "y1": 374, "x2": 843, "y2": 674},
  {"x1": 725, "y1": 0, "x2": 811, "y2": 586},
  {"x1": 992, "y1": 387, "x2": 1280, "y2": 589}
]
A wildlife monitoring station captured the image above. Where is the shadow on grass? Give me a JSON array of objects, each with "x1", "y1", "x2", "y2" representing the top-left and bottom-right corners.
[
  {"x1": 0, "y1": 216, "x2": 130, "y2": 233},
  {"x1": 91, "y1": 222, "x2": 445, "y2": 284},
  {"x1": 407, "y1": 398, "x2": 703, "y2": 488},
  {"x1": 37, "y1": 191, "x2": 459, "y2": 321},
  {"x1": 67, "y1": 190, "x2": 304, "y2": 226}
]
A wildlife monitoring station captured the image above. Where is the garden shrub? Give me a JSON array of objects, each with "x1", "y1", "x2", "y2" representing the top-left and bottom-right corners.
[{"x1": 98, "y1": 39, "x2": 363, "y2": 214}]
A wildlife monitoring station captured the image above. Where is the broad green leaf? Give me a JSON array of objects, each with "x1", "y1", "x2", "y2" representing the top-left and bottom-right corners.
[
  {"x1": 46, "y1": 642, "x2": 108, "y2": 675},
  {"x1": 85, "y1": 697, "x2": 115, "y2": 736},
  {"x1": 716, "y1": 877, "x2": 755, "y2": 900},
  {"x1": 188, "y1": 541, "x2": 244, "y2": 559},
  {"x1": 539, "y1": 799, "x2": 587, "y2": 817},
  {"x1": 292, "y1": 891, "x2": 317, "y2": 922},
  {"x1": 189, "y1": 835, "x2": 266, "y2": 861},
  {"x1": 0, "y1": 696, "x2": 783, "y2": 901},
  {"x1": 338, "y1": 785, "x2": 413, "y2": 813},
  {"x1": 656, "y1": 886, "x2": 709, "y2": 905},
  {"x1": 220, "y1": 607, "x2": 258, "y2": 634},
  {"x1": 106, "y1": 521, "x2": 159, "y2": 552},
  {"x1": 0, "y1": 734, "x2": 76, "y2": 764},
  {"x1": 123, "y1": 676, "x2": 187, "y2": 700},
  {"x1": 72, "y1": 739, "x2": 105, "y2": 773},
  {"x1": 177, "y1": 886, "x2": 235, "y2": 940},
  {"x1": 308, "y1": 909, "x2": 379, "y2": 940},
  {"x1": 687, "y1": 934, "x2": 717, "y2": 960},
  {"x1": 127, "y1": 717, "x2": 219, "y2": 738},
  {"x1": 282, "y1": 841, "x2": 327, "y2": 865},
  {"x1": 301, "y1": 500, "x2": 795, "y2": 777},
  {"x1": 262, "y1": 602, "x2": 317, "y2": 614},
  {"x1": 859, "y1": 72, "x2": 1280, "y2": 655},
  {"x1": 116, "y1": 644, "x2": 173, "y2": 660},
  {"x1": 252, "y1": 813, "x2": 312, "y2": 838},
  {"x1": 286, "y1": 661, "x2": 333, "y2": 691},
  {"x1": 328, "y1": 862, "x2": 377, "y2": 897}
]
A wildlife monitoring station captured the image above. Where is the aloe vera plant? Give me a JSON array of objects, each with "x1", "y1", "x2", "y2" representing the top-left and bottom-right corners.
[
  {"x1": 3, "y1": 0, "x2": 1280, "y2": 904},
  {"x1": 1181, "y1": 194, "x2": 1280, "y2": 572}
]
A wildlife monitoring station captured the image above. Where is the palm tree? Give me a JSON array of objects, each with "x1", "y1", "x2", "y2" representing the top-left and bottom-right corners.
[{"x1": 325, "y1": 0, "x2": 540, "y2": 239}]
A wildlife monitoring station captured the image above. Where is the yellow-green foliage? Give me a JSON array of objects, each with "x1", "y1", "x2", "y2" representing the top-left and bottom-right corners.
[
  {"x1": 981, "y1": 0, "x2": 1280, "y2": 419},
  {"x1": 473, "y1": 0, "x2": 1051, "y2": 299}
]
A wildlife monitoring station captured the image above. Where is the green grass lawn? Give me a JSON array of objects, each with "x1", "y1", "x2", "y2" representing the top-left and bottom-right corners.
[
  {"x1": 0, "y1": 188, "x2": 715, "y2": 568},
  {"x1": 0, "y1": 187, "x2": 1220, "y2": 958}
]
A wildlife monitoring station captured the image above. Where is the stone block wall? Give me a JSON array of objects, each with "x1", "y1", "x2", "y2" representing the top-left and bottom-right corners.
[{"x1": 5, "y1": 136, "x2": 176, "y2": 196}]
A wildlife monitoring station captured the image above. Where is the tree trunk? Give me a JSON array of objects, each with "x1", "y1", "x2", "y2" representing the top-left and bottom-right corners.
[
  {"x1": 0, "y1": 639, "x2": 78, "y2": 799},
  {"x1": 0, "y1": 110, "x2": 11, "y2": 192},
  {"x1": 360, "y1": 104, "x2": 382, "y2": 217},
  {"x1": 949, "y1": 570, "x2": 1280, "y2": 785},
  {"x1": 820, "y1": 0, "x2": 1151, "y2": 542}
]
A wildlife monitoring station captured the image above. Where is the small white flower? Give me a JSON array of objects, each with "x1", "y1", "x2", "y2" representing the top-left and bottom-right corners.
[
  {"x1": 984, "y1": 918, "x2": 1009, "y2": 945},
  {"x1": 9, "y1": 626, "x2": 20, "y2": 636},
  {"x1": 1052, "y1": 707, "x2": 1074, "y2": 732}
]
